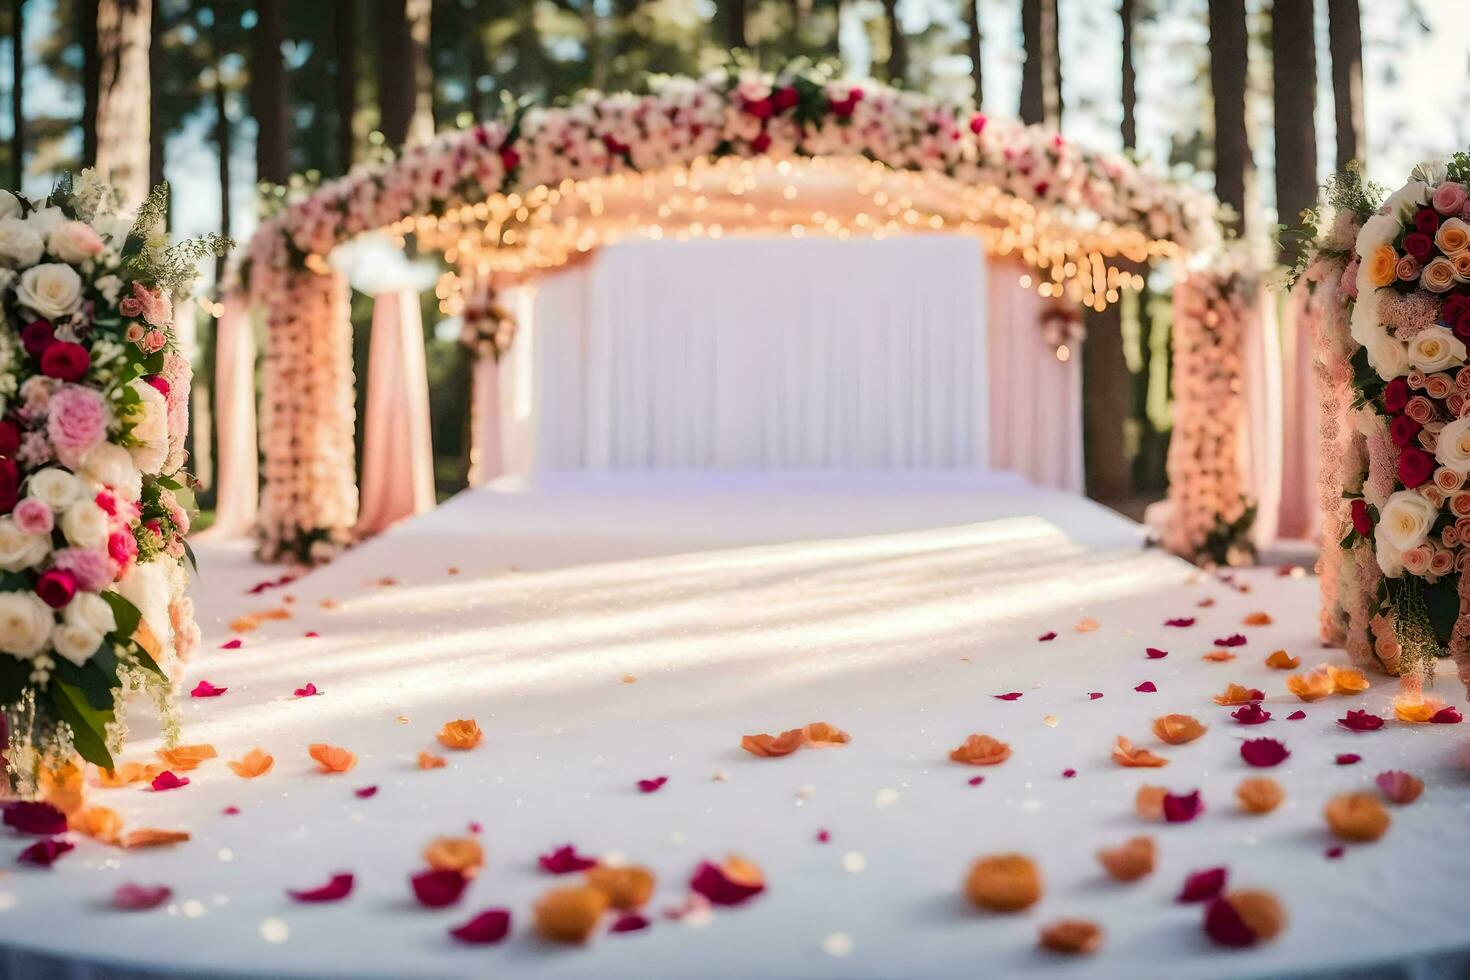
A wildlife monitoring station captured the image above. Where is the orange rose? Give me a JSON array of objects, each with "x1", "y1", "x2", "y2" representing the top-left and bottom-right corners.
[{"x1": 1368, "y1": 245, "x2": 1398, "y2": 287}]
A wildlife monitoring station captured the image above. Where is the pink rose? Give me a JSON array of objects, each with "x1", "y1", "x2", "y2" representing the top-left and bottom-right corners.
[
  {"x1": 107, "y1": 529, "x2": 137, "y2": 572},
  {"x1": 126, "y1": 282, "x2": 172, "y2": 328},
  {"x1": 49, "y1": 547, "x2": 115, "y2": 591},
  {"x1": 45, "y1": 384, "x2": 110, "y2": 468},
  {"x1": 34, "y1": 568, "x2": 76, "y2": 609},
  {"x1": 1433, "y1": 181, "x2": 1469, "y2": 217},
  {"x1": 13, "y1": 498, "x2": 52, "y2": 536}
]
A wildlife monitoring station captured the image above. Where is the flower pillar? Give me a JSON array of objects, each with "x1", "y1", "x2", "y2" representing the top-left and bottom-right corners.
[{"x1": 257, "y1": 266, "x2": 358, "y2": 564}]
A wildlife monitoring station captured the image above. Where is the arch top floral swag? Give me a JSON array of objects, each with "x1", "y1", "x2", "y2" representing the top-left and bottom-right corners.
[{"x1": 234, "y1": 62, "x2": 1245, "y2": 566}]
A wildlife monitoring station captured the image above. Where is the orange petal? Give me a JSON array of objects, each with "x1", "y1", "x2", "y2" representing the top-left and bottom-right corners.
[
  {"x1": 1324, "y1": 792, "x2": 1390, "y2": 842},
  {"x1": 1075, "y1": 618, "x2": 1100, "y2": 633},
  {"x1": 1243, "y1": 612, "x2": 1273, "y2": 626},
  {"x1": 1151, "y1": 714, "x2": 1207, "y2": 745},
  {"x1": 801, "y1": 722, "x2": 850, "y2": 747},
  {"x1": 585, "y1": 865, "x2": 656, "y2": 910},
  {"x1": 1393, "y1": 696, "x2": 1440, "y2": 724},
  {"x1": 1236, "y1": 777, "x2": 1284, "y2": 815},
  {"x1": 741, "y1": 729, "x2": 806, "y2": 758},
  {"x1": 1202, "y1": 650, "x2": 1236, "y2": 663},
  {"x1": 70, "y1": 806, "x2": 123, "y2": 844},
  {"x1": 1218, "y1": 890, "x2": 1287, "y2": 942},
  {"x1": 1327, "y1": 665, "x2": 1370, "y2": 695},
  {"x1": 94, "y1": 762, "x2": 161, "y2": 788},
  {"x1": 1135, "y1": 785, "x2": 1167, "y2": 821},
  {"x1": 534, "y1": 885, "x2": 609, "y2": 944},
  {"x1": 1264, "y1": 650, "x2": 1300, "y2": 670},
  {"x1": 424, "y1": 836, "x2": 484, "y2": 874},
  {"x1": 1096, "y1": 836, "x2": 1155, "y2": 882},
  {"x1": 227, "y1": 748, "x2": 274, "y2": 779},
  {"x1": 122, "y1": 828, "x2": 191, "y2": 849},
  {"x1": 949, "y1": 733, "x2": 1012, "y2": 766},
  {"x1": 1039, "y1": 919, "x2": 1103, "y2": 955},
  {"x1": 1212, "y1": 683, "x2": 1262, "y2": 706},
  {"x1": 965, "y1": 853, "x2": 1043, "y2": 912},
  {"x1": 437, "y1": 719, "x2": 484, "y2": 751},
  {"x1": 1285, "y1": 671, "x2": 1334, "y2": 702},
  {"x1": 1111, "y1": 736, "x2": 1168, "y2": 768},
  {"x1": 418, "y1": 750, "x2": 447, "y2": 770},
  {"x1": 39, "y1": 761, "x2": 85, "y2": 816},
  {"x1": 158, "y1": 744, "x2": 218, "y2": 772},
  {"x1": 309, "y1": 743, "x2": 357, "y2": 773}
]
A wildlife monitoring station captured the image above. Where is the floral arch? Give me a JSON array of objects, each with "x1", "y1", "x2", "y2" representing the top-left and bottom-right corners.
[{"x1": 236, "y1": 65, "x2": 1255, "y2": 565}]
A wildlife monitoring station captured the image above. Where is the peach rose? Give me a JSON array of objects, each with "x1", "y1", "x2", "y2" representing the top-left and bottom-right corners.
[
  {"x1": 1400, "y1": 544, "x2": 1432, "y2": 576},
  {"x1": 1423, "y1": 256, "x2": 1457, "y2": 292},
  {"x1": 1367, "y1": 245, "x2": 1398, "y2": 287},
  {"x1": 1430, "y1": 549, "x2": 1455, "y2": 576},
  {"x1": 1406, "y1": 395, "x2": 1435, "y2": 424},
  {"x1": 1435, "y1": 216, "x2": 1470, "y2": 255},
  {"x1": 1434, "y1": 466, "x2": 1464, "y2": 493},
  {"x1": 1395, "y1": 255, "x2": 1421, "y2": 281},
  {"x1": 1453, "y1": 251, "x2": 1470, "y2": 282},
  {"x1": 1451, "y1": 492, "x2": 1470, "y2": 517},
  {"x1": 1426, "y1": 373, "x2": 1454, "y2": 399}
]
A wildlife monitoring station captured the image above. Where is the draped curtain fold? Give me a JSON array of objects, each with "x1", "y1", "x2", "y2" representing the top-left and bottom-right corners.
[{"x1": 194, "y1": 293, "x2": 258, "y2": 541}]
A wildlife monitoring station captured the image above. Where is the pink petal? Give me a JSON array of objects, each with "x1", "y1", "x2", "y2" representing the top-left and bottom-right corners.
[
  {"x1": 289, "y1": 873, "x2": 354, "y2": 903},
  {"x1": 1163, "y1": 790, "x2": 1203, "y2": 823},
  {"x1": 689, "y1": 860, "x2": 765, "y2": 906},
  {"x1": 1177, "y1": 866, "x2": 1227, "y2": 903},
  {"x1": 304, "y1": 631, "x2": 320, "y2": 639},
  {"x1": 1376, "y1": 770, "x2": 1422, "y2": 804},
  {"x1": 411, "y1": 868, "x2": 468, "y2": 908},
  {"x1": 1145, "y1": 647, "x2": 1168, "y2": 659},
  {"x1": 1335, "y1": 753, "x2": 1362, "y2": 766},
  {"x1": 993, "y1": 692, "x2": 1023, "y2": 701},
  {"x1": 468, "y1": 822, "x2": 483, "y2": 834},
  {"x1": 354, "y1": 786, "x2": 378, "y2": 799},
  {"x1": 17, "y1": 838, "x2": 73, "y2": 867},
  {"x1": 1337, "y1": 710, "x2": 1384, "y2": 732},
  {"x1": 294, "y1": 683, "x2": 321, "y2": 698},
  {"x1": 1164, "y1": 617, "x2": 1195, "y2": 628},
  {"x1": 3, "y1": 801, "x2": 67, "y2": 836},
  {"x1": 449, "y1": 908, "x2": 511, "y2": 944},
  {"x1": 1240, "y1": 738, "x2": 1289, "y2": 767},
  {"x1": 610, "y1": 912, "x2": 650, "y2": 933},
  {"x1": 1231, "y1": 703, "x2": 1271, "y2": 725},
  {"x1": 1204, "y1": 895, "x2": 1257, "y2": 947},
  {"x1": 816, "y1": 829, "x2": 830, "y2": 843},
  {"x1": 1037, "y1": 631, "x2": 1057, "y2": 642},
  {"x1": 1431, "y1": 706, "x2": 1464, "y2": 724},
  {"x1": 222, "y1": 806, "x2": 241, "y2": 815},
  {"x1": 219, "y1": 639, "x2": 242, "y2": 650},
  {"x1": 1087, "y1": 692, "x2": 1103, "y2": 700},
  {"x1": 1134, "y1": 681, "x2": 1157, "y2": 693},
  {"x1": 538, "y1": 844, "x2": 598, "y2": 875},
  {"x1": 1061, "y1": 768, "x2": 1077, "y2": 778},
  {"x1": 190, "y1": 680, "x2": 226, "y2": 698},
  {"x1": 112, "y1": 883, "x2": 172, "y2": 911},
  {"x1": 967, "y1": 775, "x2": 984, "y2": 787},
  {"x1": 1213, "y1": 633, "x2": 1247, "y2": 647},
  {"x1": 1287, "y1": 710, "x2": 1307, "y2": 720},
  {"x1": 150, "y1": 770, "x2": 189, "y2": 792},
  {"x1": 637, "y1": 776, "x2": 668, "y2": 794}
]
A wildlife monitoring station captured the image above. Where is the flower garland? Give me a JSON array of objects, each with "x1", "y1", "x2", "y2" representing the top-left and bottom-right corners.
[
  {"x1": 457, "y1": 276, "x2": 516, "y2": 362},
  {"x1": 0, "y1": 172, "x2": 221, "y2": 784}
]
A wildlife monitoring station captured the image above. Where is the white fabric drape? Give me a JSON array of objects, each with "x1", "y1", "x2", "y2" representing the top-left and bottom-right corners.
[{"x1": 527, "y1": 236, "x2": 992, "y2": 473}]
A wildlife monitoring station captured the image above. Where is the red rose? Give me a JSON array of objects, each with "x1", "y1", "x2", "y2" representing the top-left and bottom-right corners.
[
  {"x1": 601, "y1": 134, "x2": 627, "y2": 156},
  {"x1": 35, "y1": 569, "x2": 77, "y2": 609},
  {"x1": 1415, "y1": 208, "x2": 1441, "y2": 236},
  {"x1": 19, "y1": 320, "x2": 53, "y2": 358},
  {"x1": 970, "y1": 113, "x2": 988, "y2": 135},
  {"x1": 144, "y1": 375, "x2": 170, "y2": 397},
  {"x1": 772, "y1": 86, "x2": 799, "y2": 112},
  {"x1": 1382, "y1": 376, "x2": 1410, "y2": 414},
  {"x1": 1403, "y1": 231, "x2": 1435, "y2": 264},
  {"x1": 497, "y1": 146, "x2": 520, "y2": 172},
  {"x1": 1390, "y1": 413, "x2": 1423, "y2": 448},
  {"x1": 1444, "y1": 293, "x2": 1470, "y2": 336},
  {"x1": 742, "y1": 96, "x2": 773, "y2": 120},
  {"x1": 40, "y1": 341, "x2": 89, "y2": 382},
  {"x1": 0, "y1": 420, "x2": 18, "y2": 457},
  {"x1": 1350, "y1": 498, "x2": 1372, "y2": 537},
  {"x1": 0, "y1": 457, "x2": 16, "y2": 514},
  {"x1": 751, "y1": 131, "x2": 771, "y2": 153},
  {"x1": 1398, "y1": 446, "x2": 1436, "y2": 488}
]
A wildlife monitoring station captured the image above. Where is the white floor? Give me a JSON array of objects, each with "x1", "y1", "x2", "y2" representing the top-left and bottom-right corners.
[{"x1": 0, "y1": 472, "x2": 1466, "y2": 979}]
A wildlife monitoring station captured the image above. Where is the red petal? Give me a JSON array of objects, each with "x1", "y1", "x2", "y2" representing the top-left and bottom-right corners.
[
  {"x1": 816, "y1": 829, "x2": 830, "y2": 842},
  {"x1": 1037, "y1": 631, "x2": 1057, "y2": 642},
  {"x1": 967, "y1": 775, "x2": 984, "y2": 786},
  {"x1": 190, "y1": 680, "x2": 226, "y2": 698},
  {"x1": 1213, "y1": 634, "x2": 1247, "y2": 647},
  {"x1": 1164, "y1": 617, "x2": 1195, "y2": 628},
  {"x1": 993, "y1": 692, "x2": 1023, "y2": 701},
  {"x1": 1231, "y1": 703, "x2": 1271, "y2": 725},
  {"x1": 1163, "y1": 790, "x2": 1203, "y2": 823},
  {"x1": 1287, "y1": 710, "x2": 1307, "y2": 720},
  {"x1": 2, "y1": 801, "x2": 67, "y2": 836},
  {"x1": 1087, "y1": 692, "x2": 1103, "y2": 700},
  {"x1": 637, "y1": 776, "x2": 668, "y2": 793},
  {"x1": 1134, "y1": 681, "x2": 1157, "y2": 693},
  {"x1": 354, "y1": 786, "x2": 378, "y2": 799},
  {"x1": 1240, "y1": 738, "x2": 1289, "y2": 767},
  {"x1": 1061, "y1": 768, "x2": 1077, "y2": 778},
  {"x1": 294, "y1": 683, "x2": 321, "y2": 698},
  {"x1": 17, "y1": 838, "x2": 73, "y2": 867},
  {"x1": 450, "y1": 908, "x2": 511, "y2": 944},
  {"x1": 289, "y1": 873, "x2": 354, "y2": 903},
  {"x1": 222, "y1": 806, "x2": 241, "y2": 815},
  {"x1": 304, "y1": 631, "x2": 320, "y2": 638},
  {"x1": 689, "y1": 861, "x2": 765, "y2": 906},
  {"x1": 112, "y1": 883, "x2": 172, "y2": 910},
  {"x1": 219, "y1": 639, "x2": 242, "y2": 650},
  {"x1": 1335, "y1": 753, "x2": 1362, "y2": 766},
  {"x1": 610, "y1": 912, "x2": 650, "y2": 933},
  {"x1": 1177, "y1": 866, "x2": 1227, "y2": 903},
  {"x1": 1145, "y1": 647, "x2": 1168, "y2": 659},
  {"x1": 150, "y1": 770, "x2": 189, "y2": 792},
  {"x1": 538, "y1": 844, "x2": 598, "y2": 874},
  {"x1": 1204, "y1": 895, "x2": 1256, "y2": 946},
  {"x1": 1325, "y1": 845, "x2": 1345, "y2": 859},
  {"x1": 411, "y1": 868, "x2": 468, "y2": 908},
  {"x1": 1431, "y1": 706, "x2": 1464, "y2": 724},
  {"x1": 1337, "y1": 710, "x2": 1384, "y2": 732}
]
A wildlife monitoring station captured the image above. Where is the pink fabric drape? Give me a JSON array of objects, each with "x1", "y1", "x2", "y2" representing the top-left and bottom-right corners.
[
  {"x1": 354, "y1": 290, "x2": 436, "y2": 538},
  {"x1": 195, "y1": 293, "x2": 258, "y2": 540},
  {"x1": 467, "y1": 355, "x2": 504, "y2": 486},
  {"x1": 1274, "y1": 288, "x2": 1320, "y2": 540},
  {"x1": 985, "y1": 261, "x2": 1084, "y2": 493},
  {"x1": 1240, "y1": 286, "x2": 1284, "y2": 548}
]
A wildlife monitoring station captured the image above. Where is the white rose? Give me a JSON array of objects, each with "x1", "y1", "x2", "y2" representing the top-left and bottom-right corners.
[
  {"x1": 125, "y1": 380, "x2": 169, "y2": 475},
  {"x1": 115, "y1": 561, "x2": 168, "y2": 645},
  {"x1": 64, "y1": 591, "x2": 116, "y2": 635},
  {"x1": 60, "y1": 500, "x2": 109, "y2": 549},
  {"x1": 0, "y1": 592, "x2": 54, "y2": 659},
  {"x1": 0, "y1": 517, "x2": 51, "y2": 573},
  {"x1": 1406, "y1": 325, "x2": 1466, "y2": 373},
  {"x1": 1366, "y1": 335, "x2": 1410, "y2": 381},
  {"x1": 47, "y1": 220, "x2": 104, "y2": 264},
  {"x1": 26, "y1": 467, "x2": 81, "y2": 512},
  {"x1": 90, "y1": 213, "x2": 132, "y2": 246},
  {"x1": 1385, "y1": 180, "x2": 1431, "y2": 223},
  {"x1": 1375, "y1": 532, "x2": 1404, "y2": 579},
  {"x1": 24, "y1": 207, "x2": 63, "y2": 236},
  {"x1": 1437, "y1": 416, "x2": 1470, "y2": 473},
  {"x1": 0, "y1": 190, "x2": 21, "y2": 220},
  {"x1": 51, "y1": 623, "x2": 102, "y2": 667},
  {"x1": 1378, "y1": 489, "x2": 1439, "y2": 554},
  {"x1": 14, "y1": 263, "x2": 83, "y2": 318},
  {"x1": 78, "y1": 443, "x2": 142, "y2": 505},
  {"x1": 1356, "y1": 212, "x2": 1401, "y2": 257},
  {"x1": 0, "y1": 218, "x2": 44, "y2": 268}
]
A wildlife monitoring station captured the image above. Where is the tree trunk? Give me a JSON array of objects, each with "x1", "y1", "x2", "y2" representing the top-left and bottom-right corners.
[
  {"x1": 95, "y1": 0, "x2": 152, "y2": 205},
  {"x1": 717, "y1": 0, "x2": 748, "y2": 49},
  {"x1": 1328, "y1": 0, "x2": 1364, "y2": 171},
  {"x1": 1019, "y1": 0, "x2": 1060, "y2": 128},
  {"x1": 376, "y1": 0, "x2": 434, "y2": 147},
  {"x1": 10, "y1": 0, "x2": 23, "y2": 189},
  {"x1": 964, "y1": 0, "x2": 982, "y2": 107},
  {"x1": 882, "y1": 0, "x2": 907, "y2": 85},
  {"x1": 250, "y1": 0, "x2": 289, "y2": 186},
  {"x1": 1272, "y1": 0, "x2": 1317, "y2": 265},
  {"x1": 213, "y1": 17, "x2": 232, "y2": 286},
  {"x1": 81, "y1": 0, "x2": 99, "y2": 167},
  {"x1": 335, "y1": 0, "x2": 358, "y2": 173},
  {"x1": 148, "y1": 0, "x2": 164, "y2": 202},
  {"x1": 1119, "y1": 0, "x2": 1135, "y2": 150},
  {"x1": 1209, "y1": 0, "x2": 1253, "y2": 238},
  {"x1": 578, "y1": 0, "x2": 605, "y2": 93}
]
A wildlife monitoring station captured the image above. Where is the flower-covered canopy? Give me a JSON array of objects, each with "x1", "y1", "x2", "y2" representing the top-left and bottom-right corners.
[{"x1": 235, "y1": 64, "x2": 1234, "y2": 564}]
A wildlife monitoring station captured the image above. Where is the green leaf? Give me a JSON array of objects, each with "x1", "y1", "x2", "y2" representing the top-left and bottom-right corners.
[
  {"x1": 49, "y1": 656, "x2": 114, "y2": 711},
  {"x1": 1422, "y1": 574, "x2": 1462, "y2": 647},
  {"x1": 101, "y1": 591, "x2": 142, "y2": 640},
  {"x1": 51, "y1": 681, "x2": 115, "y2": 770},
  {"x1": 182, "y1": 538, "x2": 199, "y2": 575},
  {"x1": 0, "y1": 655, "x2": 28, "y2": 706}
]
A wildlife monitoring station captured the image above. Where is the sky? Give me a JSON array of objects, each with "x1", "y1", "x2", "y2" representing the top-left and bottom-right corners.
[{"x1": 5, "y1": 0, "x2": 1466, "y2": 287}]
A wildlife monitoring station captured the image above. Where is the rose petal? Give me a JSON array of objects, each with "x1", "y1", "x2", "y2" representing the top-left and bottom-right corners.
[
  {"x1": 1152, "y1": 714, "x2": 1207, "y2": 745},
  {"x1": 150, "y1": 770, "x2": 189, "y2": 792},
  {"x1": 156, "y1": 744, "x2": 218, "y2": 772},
  {"x1": 418, "y1": 751, "x2": 447, "y2": 770},
  {"x1": 3, "y1": 801, "x2": 67, "y2": 836},
  {"x1": 1325, "y1": 845, "x2": 1345, "y2": 859},
  {"x1": 1243, "y1": 612, "x2": 1273, "y2": 626},
  {"x1": 1231, "y1": 703, "x2": 1271, "y2": 725},
  {"x1": 354, "y1": 786, "x2": 378, "y2": 799},
  {"x1": 802, "y1": 722, "x2": 850, "y2": 746},
  {"x1": 1432, "y1": 706, "x2": 1464, "y2": 724},
  {"x1": 1338, "y1": 710, "x2": 1384, "y2": 732},
  {"x1": 437, "y1": 719, "x2": 484, "y2": 750},
  {"x1": 1177, "y1": 866, "x2": 1227, "y2": 903},
  {"x1": 1287, "y1": 710, "x2": 1307, "y2": 720},
  {"x1": 1112, "y1": 736, "x2": 1169, "y2": 768},
  {"x1": 112, "y1": 883, "x2": 172, "y2": 911},
  {"x1": 1324, "y1": 792, "x2": 1391, "y2": 842},
  {"x1": 816, "y1": 829, "x2": 831, "y2": 842},
  {"x1": 1087, "y1": 692, "x2": 1103, "y2": 700},
  {"x1": 1203, "y1": 895, "x2": 1254, "y2": 946},
  {"x1": 294, "y1": 683, "x2": 321, "y2": 698},
  {"x1": 412, "y1": 868, "x2": 469, "y2": 908},
  {"x1": 539, "y1": 844, "x2": 599, "y2": 875},
  {"x1": 637, "y1": 776, "x2": 668, "y2": 794},
  {"x1": 1240, "y1": 738, "x2": 1289, "y2": 767},
  {"x1": 309, "y1": 743, "x2": 356, "y2": 773},
  {"x1": 689, "y1": 856, "x2": 765, "y2": 906},
  {"x1": 967, "y1": 776, "x2": 985, "y2": 787},
  {"x1": 993, "y1": 692, "x2": 1023, "y2": 701},
  {"x1": 1075, "y1": 618, "x2": 1100, "y2": 632},
  {"x1": 1327, "y1": 665, "x2": 1370, "y2": 694},
  {"x1": 1037, "y1": 631, "x2": 1057, "y2": 642},
  {"x1": 1264, "y1": 650, "x2": 1299, "y2": 670},
  {"x1": 1062, "y1": 768, "x2": 1077, "y2": 778},
  {"x1": 222, "y1": 806, "x2": 241, "y2": 815},
  {"x1": 289, "y1": 873, "x2": 354, "y2": 903},
  {"x1": 1164, "y1": 617, "x2": 1195, "y2": 628},
  {"x1": 449, "y1": 908, "x2": 511, "y2": 944},
  {"x1": 1202, "y1": 650, "x2": 1236, "y2": 663},
  {"x1": 1375, "y1": 770, "x2": 1424, "y2": 805},
  {"x1": 1213, "y1": 634, "x2": 1247, "y2": 647},
  {"x1": 1336, "y1": 753, "x2": 1363, "y2": 766},
  {"x1": 1134, "y1": 681, "x2": 1157, "y2": 693},
  {"x1": 1286, "y1": 671, "x2": 1334, "y2": 702},
  {"x1": 121, "y1": 828, "x2": 190, "y2": 849},
  {"x1": 1096, "y1": 836, "x2": 1155, "y2": 882},
  {"x1": 227, "y1": 748, "x2": 274, "y2": 779},
  {"x1": 1145, "y1": 648, "x2": 1168, "y2": 659},
  {"x1": 1213, "y1": 684, "x2": 1265, "y2": 706},
  {"x1": 610, "y1": 912, "x2": 650, "y2": 934},
  {"x1": 741, "y1": 729, "x2": 805, "y2": 758},
  {"x1": 1235, "y1": 777, "x2": 1284, "y2": 814},
  {"x1": 190, "y1": 680, "x2": 226, "y2": 698},
  {"x1": 220, "y1": 638, "x2": 242, "y2": 650},
  {"x1": 949, "y1": 734, "x2": 1011, "y2": 766},
  {"x1": 1162, "y1": 790, "x2": 1203, "y2": 823},
  {"x1": 17, "y1": 838, "x2": 73, "y2": 867}
]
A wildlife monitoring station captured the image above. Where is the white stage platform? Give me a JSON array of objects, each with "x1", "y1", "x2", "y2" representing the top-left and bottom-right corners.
[{"x1": 0, "y1": 473, "x2": 1466, "y2": 979}]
